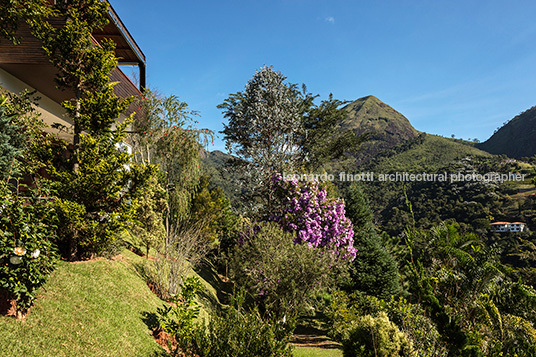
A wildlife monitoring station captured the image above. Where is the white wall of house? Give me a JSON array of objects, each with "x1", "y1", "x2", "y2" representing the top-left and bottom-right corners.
[
  {"x1": 0, "y1": 67, "x2": 74, "y2": 142},
  {"x1": 1, "y1": 67, "x2": 132, "y2": 145},
  {"x1": 491, "y1": 222, "x2": 526, "y2": 233}
]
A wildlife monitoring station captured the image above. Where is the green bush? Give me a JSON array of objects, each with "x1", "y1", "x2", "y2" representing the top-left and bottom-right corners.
[
  {"x1": 231, "y1": 221, "x2": 341, "y2": 317},
  {"x1": 0, "y1": 94, "x2": 25, "y2": 180},
  {"x1": 327, "y1": 290, "x2": 382, "y2": 342},
  {"x1": 385, "y1": 298, "x2": 448, "y2": 357},
  {"x1": 49, "y1": 128, "x2": 156, "y2": 259},
  {"x1": 488, "y1": 314, "x2": 536, "y2": 356},
  {"x1": 341, "y1": 311, "x2": 410, "y2": 357},
  {"x1": 0, "y1": 183, "x2": 57, "y2": 314},
  {"x1": 156, "y1": 276, "x2": 202, "y2": 355},
  {"x1": 192, "y1": 291, "x2": 294, "y2": 357}
]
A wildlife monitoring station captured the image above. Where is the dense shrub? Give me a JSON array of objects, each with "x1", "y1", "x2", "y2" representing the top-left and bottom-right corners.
[
  {"x1": 385, "y1": 298, "x2": 448, "y2": 357},
  {"x1": 0, "y1": 95, "x2": 25, "y2": 179},
  {"x1": 0, "y1": 183, "x2": 57, "y2": 315},
  {"x1": 493, "y1": 314, "x2": 536, "y2": 356},
  {"x1": 327, "y1": 290, "x2": 382, "y2": 342},
  {"x1": 156, "y1": 277, "x2": 293, "y2": 357},
  {"x1": 156, "y1": 276, "x2": 202, "y2": 355},
  {"x1": 328, "y1": 291, "x2": 447, "y2": 357},
  {"x1": 231, "y1": 222, "x2": 340, "y2": 317},
  {"x1": 193, "y1": 291, "x2": 294, "y2": 357},
  {"x1": 341, "y1": 311, "x2": 410, "y2": 357}
]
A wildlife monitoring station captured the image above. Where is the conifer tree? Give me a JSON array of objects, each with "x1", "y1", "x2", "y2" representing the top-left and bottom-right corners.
[
  {"x1": 2, "y1": 0, "x2": 153, "y2": 259},
  {"x1": 344, "y1": 182, "x2": 401, "y2": 299},
  {"x1": 31, "y1": 0, "x2": 133, "y2": 169}
]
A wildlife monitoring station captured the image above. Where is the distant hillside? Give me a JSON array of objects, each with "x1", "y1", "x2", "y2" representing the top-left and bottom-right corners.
[
  {"x1": 364, "y1": 133, "x2": 492, "y2": 172},
  {"x1": 478, "y1": 105, "x2": 536, "y2": 158},
  {"x1": 349, "y1": 134, "x2": 495, "y2": 232},
  {"x1": 201, "y1": 149, "x2": 243, "y2": 206},
  {"x1": 341, "y1": 95, "x2": 420, "y2": 164}
]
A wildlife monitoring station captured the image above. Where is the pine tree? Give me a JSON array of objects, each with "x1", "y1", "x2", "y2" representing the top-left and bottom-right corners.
[
  {"x1": 31, "y1": 0, "x2": 133, "y2": 170},
  {"x1": 344, "y1": 183, "x2": 401, "y2": 299},
  {"x1": 9, "y1": 0, "x2": 151, "y2": 259}
]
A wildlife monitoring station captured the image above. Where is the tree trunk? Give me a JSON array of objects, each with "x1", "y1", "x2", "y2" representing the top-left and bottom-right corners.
[{"x1": 73, "y1": 87, "x2": 81, "y2": 172}]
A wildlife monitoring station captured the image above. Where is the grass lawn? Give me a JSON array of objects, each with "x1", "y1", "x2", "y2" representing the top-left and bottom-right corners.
[
  {"x1": 291, "y1": 314, "x2": 343, "y2": 357},
  {"x1": 293, "y1": 346, "x2": 343, "y2": 357},
  {"x1": 0, "y1": 249, "x2": 167, "y2": 357},
  {"x1": 0, "y1": 248, "x2": 338, "y2": 357}
]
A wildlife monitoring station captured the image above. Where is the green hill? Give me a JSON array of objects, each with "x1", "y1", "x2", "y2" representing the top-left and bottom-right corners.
[
  {"x1": 341, "y1": 95, "x2": 420, "y2": 164},
  {"x1": 478, "y1": 105, "x2": 536, "y2": 158},
  {"x1": 364, "y1": 133, "x2": 492, "y2": 173},
  {"x1": 0, "y1": 250, "x2": 166, "y2": 356}
]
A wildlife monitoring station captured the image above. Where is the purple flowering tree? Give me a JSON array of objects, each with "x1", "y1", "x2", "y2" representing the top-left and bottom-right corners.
[{"x1": 269, "y1": 173, "x2": 357, "y2": 261}]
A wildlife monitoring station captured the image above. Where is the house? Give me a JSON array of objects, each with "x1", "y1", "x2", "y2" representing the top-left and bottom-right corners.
[
  {"x1": 490, "y1": 221, "x2": 527, "y2": 233},
  {"x1": 0, "y1": 3, "x2": 145, "y2": 145}
]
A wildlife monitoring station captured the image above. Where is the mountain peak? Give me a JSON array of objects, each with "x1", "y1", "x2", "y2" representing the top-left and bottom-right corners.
[
  {"x1": 340, "y1": 95, "x2": 420, "y2": 163},
  {"x1": 341, "y1": 95, "x2": 418, "y2": 135}
]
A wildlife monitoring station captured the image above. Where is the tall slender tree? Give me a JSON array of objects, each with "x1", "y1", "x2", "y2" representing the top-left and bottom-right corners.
[
  {"x1": 220, "y1": 66, "x2": 303, "y2": 180},
  {"x1": 219, "y1": 65, "x2": 362, "y2": 213},
  {"x1": 2, "y1": 0, "x2": 153, "y2": 259},
  {"x1": 31, "y1": 0, "x2": 132, "y2": 170}
]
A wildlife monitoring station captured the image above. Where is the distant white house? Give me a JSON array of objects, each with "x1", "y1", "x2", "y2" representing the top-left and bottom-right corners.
[{"x1": 490, "y1": 221, "x2": 526, "y2": 232}]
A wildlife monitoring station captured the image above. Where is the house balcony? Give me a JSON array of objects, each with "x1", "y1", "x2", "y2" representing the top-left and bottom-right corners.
[{"x1": 0, "y1": 3, "x2": 145, "y2": 141}]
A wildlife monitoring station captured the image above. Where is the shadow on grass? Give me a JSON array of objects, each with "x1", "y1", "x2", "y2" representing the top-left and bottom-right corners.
[
  {"x1": 194, "y1": 259, "x2": 234, "y2": 306},
  {"x1": 141, "y1": 311, "x2": 160, "y2": 330},
  {"x1": 141, "y1": 311, "x2": 173, "y2": 357},
  {"x1": 292, "y1": 314, "x2": 342, "y2": 350}
]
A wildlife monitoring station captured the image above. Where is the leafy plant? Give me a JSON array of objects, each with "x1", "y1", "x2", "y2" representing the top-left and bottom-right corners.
[
  {"x1": 385, "y1": 297, "x2": 448, "y2": 357},
  {"x1": 156, "y1": 276, "x2": 202, "y2": 355},
  {"x1": 404, "y1": 223, "x2": 536, "y2": 355},
  {"x1": 341, "y1": 311, "x2": 410, "y2": 357},
  {"x1": 0, "y1": 181, "x2": 57, "y2": 316},
  {"x1": 231, "y1": 222, "x2": 340, "y2": 317},
  {"x1": 0, "y1": 95, "x2": 25, "y2": 180},
  {"x1": 192, "y1": 290, "x2": 295, "y2": 357}
]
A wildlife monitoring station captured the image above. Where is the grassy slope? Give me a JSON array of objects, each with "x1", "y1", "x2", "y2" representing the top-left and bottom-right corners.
[
  {"x1": 293, "y1": 347, "x2": 342, "y2": 357},
  {"x1": 0, "y1": 247, "x2": 343, "y2": 357},
  {"x1": 367, "y1": 134, "x2": 492, "y2": 172},
  {"x1": 0, "y1": 250, "x2": 166, "y2": 357}
]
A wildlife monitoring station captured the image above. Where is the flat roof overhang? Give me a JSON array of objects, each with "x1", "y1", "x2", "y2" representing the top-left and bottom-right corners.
[
  {"x1": 0, "y1": 2, "x2": 146, "y2": 118},
  {"x1": 94, "y1": 3, "x2": 147, "y2": 90},
  {"x1": 0, "y1": 2, "x2": 146, "y2": 91}
]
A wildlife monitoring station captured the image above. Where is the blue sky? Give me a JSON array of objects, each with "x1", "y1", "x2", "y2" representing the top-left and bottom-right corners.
[{"x1": 112, "y1": 0, "x2": 536, "y2": 152}]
